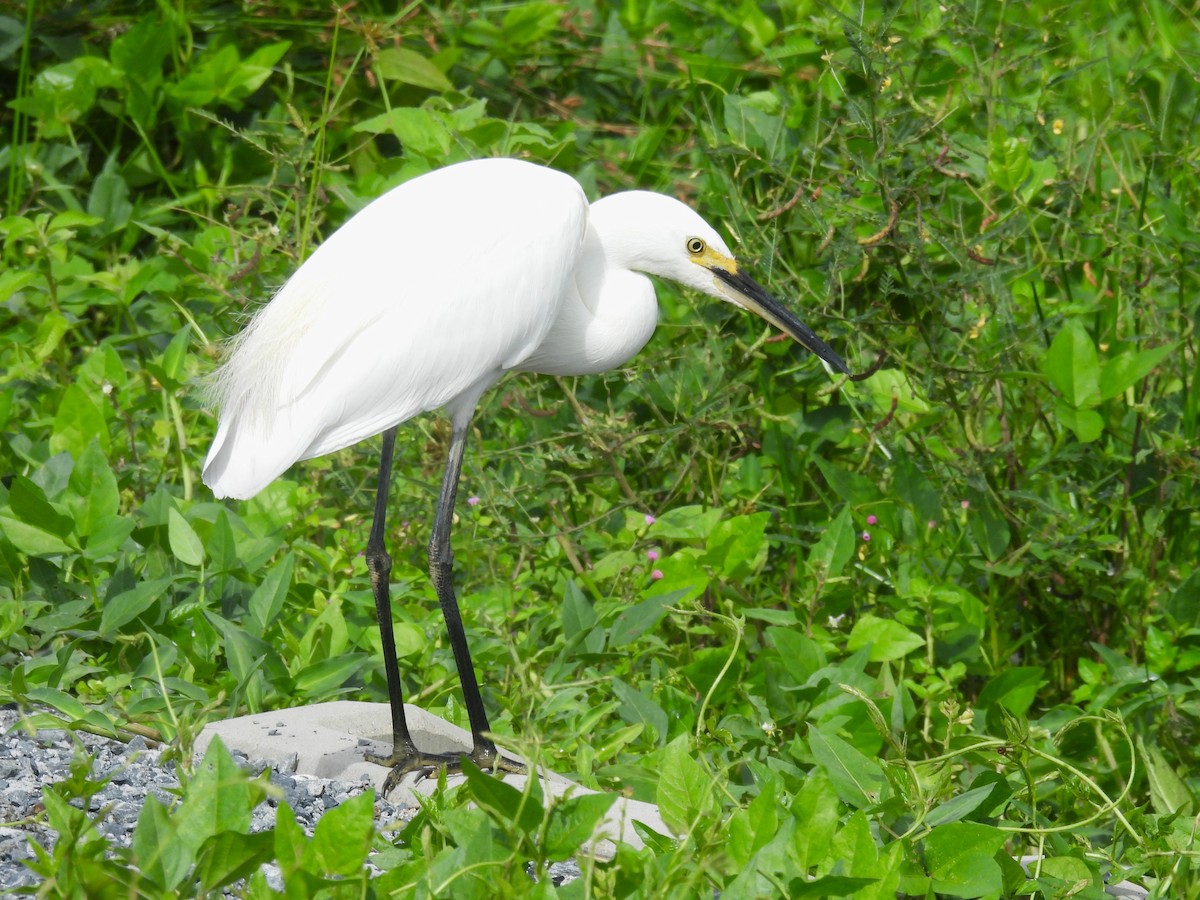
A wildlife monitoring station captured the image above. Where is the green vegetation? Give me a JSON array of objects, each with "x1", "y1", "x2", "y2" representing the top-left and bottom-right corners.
[{"x1": 2, "y1": 0, "x2": 1197, "y2": 895}]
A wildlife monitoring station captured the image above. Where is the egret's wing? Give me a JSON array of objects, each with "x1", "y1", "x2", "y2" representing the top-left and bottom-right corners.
[{"x1": 203, "y1": 159, "x2": 589, "y2": 499}]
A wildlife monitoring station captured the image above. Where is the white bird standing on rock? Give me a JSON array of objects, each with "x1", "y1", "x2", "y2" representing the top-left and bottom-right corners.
[{"x1": 202, "y1": 157, "x2": 850, "y2": 793}]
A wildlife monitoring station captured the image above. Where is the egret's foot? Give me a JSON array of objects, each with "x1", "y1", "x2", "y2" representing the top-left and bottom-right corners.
[{"x1": 367, "y1": 745, "x2": 526, "y2": 797}]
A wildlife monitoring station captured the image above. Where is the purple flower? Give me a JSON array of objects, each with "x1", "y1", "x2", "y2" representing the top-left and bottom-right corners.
[
  {"x1": 866, "y1": 514, "x2": 878, "y2": 526},
  {"x1": 467, "y1": 496, "x2": 480, "y2": 507},
  {"x1": 647, "y1": 549, "x2": 659, "y2": 561},
  {"x1": 644, "y1": 513, "x2": 656, "y2": 526},
  {"x1": 651, "y1": 569, "x2": 664, "y2": 580},
  {"x1": 862, "y1": 531, "x2": 871, "y2": 542}
]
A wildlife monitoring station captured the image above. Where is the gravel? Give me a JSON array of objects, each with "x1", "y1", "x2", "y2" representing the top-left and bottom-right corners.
[{"x1": 0, "y1": 707, "x2": 580, "y2": 893}]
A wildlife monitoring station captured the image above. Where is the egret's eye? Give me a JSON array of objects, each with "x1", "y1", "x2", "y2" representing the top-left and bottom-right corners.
[{"x1": 686, "y1": 237, "x2": 706, "y2": 255}]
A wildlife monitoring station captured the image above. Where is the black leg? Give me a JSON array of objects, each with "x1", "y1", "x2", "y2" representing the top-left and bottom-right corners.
[
  {"x1": 364, "y1": 417, "x2": 523, "y2": 795},
  {"x1": 362, "y1": 426, "x2": 420, "y2": 757},
  {"x1": 429, "y1": 415, "x2": 498, "y2": 764}
]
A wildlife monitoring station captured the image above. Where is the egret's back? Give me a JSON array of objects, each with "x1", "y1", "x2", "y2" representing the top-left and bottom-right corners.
[{"x1": 203, "y1": 159, "x2": 589, "y2": 499}]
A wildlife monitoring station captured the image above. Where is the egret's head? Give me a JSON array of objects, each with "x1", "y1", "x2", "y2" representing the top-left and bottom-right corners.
[{"x1": 591, "y1": 191, "x2": 851, "y2": 376}]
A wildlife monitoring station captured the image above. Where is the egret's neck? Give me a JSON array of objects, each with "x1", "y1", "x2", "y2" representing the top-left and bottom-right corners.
[{"x1": 516, "y1": 225, "x2": 659, "y2": 377}]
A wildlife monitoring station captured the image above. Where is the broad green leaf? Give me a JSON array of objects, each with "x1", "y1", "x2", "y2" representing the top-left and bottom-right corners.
[
  {"x1": 24, "y1": 687, "x2": 87, "y2": 720},
  {"x1": 609, "y1": 588, "x2": 684, "y2": 646},
  {"x1": 294, "y1": 653, "x2": 367, "y2": 697},
  {"x1": 648, "y1": 505, "x2": 723, "y2": 540},
  {"x1": 67, "y1": 440, "x2": 119, "y2": 537},
  {"x1": 1099, "y1": 344, "x2": 1174, "y2": 400},
  {"x1": 924, "y1": 822, "x2": 1007, "y2": 897},
  {"x1": 704, "y1": 511, "x2": 770, "y2": 578},
  {"x1": 101, "y1": 577, "x2": 170, "y2": 634},
  {"x1": 176, "y1": 737, "x2": 254, "y2": 856},
  {"x1": 354, "y1": 107, "x2": 451, "y2": 157},
  {"x1": 50, "y1": 383, "x2": 109, "y2": 458},
  {"x1": 0, "y1": 514, "x2": 73, "y2": 556},
  {"x1": 9, "y1": 476, "x2": 74, "y2": 537},
  {"x1": 132, "y1": 797, "x2": 189, "y2": 890},
  {"x1": 925, "y1": 784, "x2": 1001, "y2": 827},
  {"x1": 310, "y1": 790, "x2": 375, "y2": 877},
  {"x1": 1043, "y1": 321, "x2": 1100, "y2": 408},
  {"x1": 247, "y1": 552, "x2": 294, "y2": 636},
  {"x1": 1141, "y1": 735, "x2": 1194, "y2": 815},
  {"x1": 612, "y1": 677, "x2": 668, "y2": 745},
  {"x1": 461, "y1": 758, "x2": 544, "y2": 837},
  {"x1": 790, "y1": 771, "x2": 840, "y2": 869},
  {"x1": 727, "y1": 781, "x2": 779, "y2": 868},
  {"x1": 1052, "y1": 399, "x2": 1104, "y2": 442},
  {"x1": 806, "y1": 506, "x2": 855, "y2": 579},
  {"x1": 194, "y1": 831, "x2": 275, "y2": 893},
  {"x1": 656, "y1": 735, "x2": 715, "y2": 833},
  {"x1": 168, "y1": 508, "x2": 204, "y2": 566},
  {"x1": 808, "y1": 728, "x2": 885, "y2": 809},
  {"x1": 847, "y1": 614, "x2": 925, "y2": 662},
  {"x1": 545, "y1": 791, "x2": 618, "y2": 859},
  {"x1": 376, "y1": 46, "x2": 454, "y2": 91},
  {"x1": 988, "y1": 130, "x2": 1032, "y2": 192},
  {"x1": 977, "y1": 666, "x2": 1046, "y2": 717}
]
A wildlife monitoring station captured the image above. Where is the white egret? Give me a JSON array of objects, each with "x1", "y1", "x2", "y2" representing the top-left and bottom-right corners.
[{"x1": 203, "y1": 157, "x2": 849, "y2": 791}]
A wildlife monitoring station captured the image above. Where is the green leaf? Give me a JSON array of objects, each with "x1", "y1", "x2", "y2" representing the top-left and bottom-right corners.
[
  {"x1": 194, "y1": 830, "x2": 275, "y2": 893},
  {"x1": 51, "y1": 383, "x2": 109, "y2": 458},
  {"x1": 977, "y1": 667, "x2": 1046, "y2": 718},
  {"x1": 294, "y1": 653, "x2": 367, "y2": 697},
  {"x1": 461, "y1": 758, "x2": 544, "y2": 837},
  {"x1": 808, "y1": 728, "x2": 885, "y2": 809},
  {"x1": 376, "y1": 47, "x2": 454, "y2": 91},
  {"x1": 247, "y1": 552, "x2": 294, "y2": 636},
  {"x1": 24, "y1": 687, "x2": 87, "y2": 720},
  {"x1": 1043, "y1": 321, "x2": 1100, "y2": 408},
  {"x1": 132, "y1": 797, "x2": 189, "y2": 891},
  {"x1": 1052, "y1": 399, "x2": 1104, "y2": 442},
  {"x1": 647, "y1": 505, "x2": 723, "y2": 540},
  {"x1": 925, "y1": 784, "x2": 1002, "y2": 828},
  {"x1": 704, "y1": 512, "x2": 770, "y2": 578},
  {"x1": 1141, "y1": 735, "x2": 1194, "y2": 815},
  {"x1": 1099, "y1": 344, "x2": 1174, "y2": 400},
  {"x1": 100, "y1": 577, "x2": 170, "y2": 635},
  {"x1": 9, "y1": 476, "x2": 74, "y2": 537},
  {"x1": 545, "y1": 791, "x2": 619, "y2": 858},
  {"x1": 988, "y1": 130, "x2": 1032, "y2": 193},
  {"x1": 176, "y1": 737, "x2": 254, "y2": 856},
  {"x1": 727, "y1": 781, "x2": 779, "y2": 868},
  {"x1": 924, "y1": 822, "x2": 1007, "y2": 897},
  {"x1": 354, "y1": 107, "x2": 451, "y2": 158},
  {"x1": 656, "y1": 735, "x2": 715, "y2": 833},
  {"x1": 168, "y1": 508, "x2": 205, "y2": 567},
  {"x1": 67, "y1": 440, "x2": 119, "y2": 538},
  {"x1": 846, "y1": 614, "x2": 925, "y2": 662},
  {"x1": 609, "y1": 588, "x2": 684, "y2": 646},
  {"x1": 806, "y1": 506, "x2": 855, "y2": 579},
  {"x1": 310, "y1": 790, "x2": 375, "y2": 877}
]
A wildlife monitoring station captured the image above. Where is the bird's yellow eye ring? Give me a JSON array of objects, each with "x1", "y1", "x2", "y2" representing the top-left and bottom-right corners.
[{"x1": 687, "y1": 237, "x2": 706, "y2": 255}]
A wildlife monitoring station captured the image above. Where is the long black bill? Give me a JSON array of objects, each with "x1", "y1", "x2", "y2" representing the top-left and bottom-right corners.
[{"x1": 713, "y1": 268, "x2": 851, "y2": 376}]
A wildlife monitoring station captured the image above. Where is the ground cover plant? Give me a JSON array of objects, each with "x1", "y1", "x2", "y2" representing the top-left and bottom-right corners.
[{"x1": 1, "y1": 0, "x2": 1198, "y2": 896}]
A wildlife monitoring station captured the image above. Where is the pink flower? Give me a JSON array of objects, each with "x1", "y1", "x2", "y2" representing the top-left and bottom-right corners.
[
  {"x1": 960, "y1": 500, "x2": 970, "y2": 510},
  {"x1": 647, "y1": 549, "x2": 659, "y2": 561},
  {"x1": 927, "y1": 520, "x2": 937, "y2": 529},
  {"x1": 467, "y1": 496, "x2": 480, "y2": 506},
  {"x1": 651, "y1": 569, "x2": 664, "y2": 580},
  {"x1": 644, "y1": 513, "x2": 656, "y2": 526},
  {"x1": 866, "y1": 514, "x2": 878, "y2": 526},
  {"x1": 862, "y1": 531, "x2": 871, "y2": 542}
]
